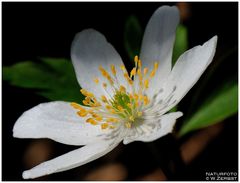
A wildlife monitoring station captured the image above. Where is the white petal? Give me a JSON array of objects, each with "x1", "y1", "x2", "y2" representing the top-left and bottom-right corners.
[
  {"x1": 123, "y1": 112, "x2": 183, "y2": 144},
  {"x1": 13, "y1": 101, "x2": 114, "y2": 146},
  {"x1": 140, "y1": 6, "x2": 180, "y2": 97},
  {"x1": 162, "y1": 36, "x2": 218, "y2": 106},
  {"x1": 22, "y1": 139, "x2": 121, "y2": 179},
  {"x1": 71, "y1": 29, "x2": 128, "y2": 98}
]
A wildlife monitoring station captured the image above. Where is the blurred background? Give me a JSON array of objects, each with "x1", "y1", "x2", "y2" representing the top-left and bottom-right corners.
[{"x1": 2, "y1": 2, "x2": 238, "y2": 181}]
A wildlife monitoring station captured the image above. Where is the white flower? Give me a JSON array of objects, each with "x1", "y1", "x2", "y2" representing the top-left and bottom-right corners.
[{"x1": 13, "y1": 5, "x2": 217, "y2": 179}]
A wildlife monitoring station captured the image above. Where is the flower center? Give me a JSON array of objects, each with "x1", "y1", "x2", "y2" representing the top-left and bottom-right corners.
[{"x1": 71, "y1": 56, "x2": 158, "y2": 130}]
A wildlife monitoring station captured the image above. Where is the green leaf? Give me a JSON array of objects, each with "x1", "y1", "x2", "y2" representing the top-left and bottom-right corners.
[
  {"x1": 124, "y1": 15, "x2": 143, "y2": 61},
  {"x1": 179, "y1": 83, "x2": 238, "y2": 136},
  {"x1": 3, "y1": 58, "x2": 84, "y2": 102},
  {"x1": 172, "y1": 24, "x2": 188, "y2": 65}
]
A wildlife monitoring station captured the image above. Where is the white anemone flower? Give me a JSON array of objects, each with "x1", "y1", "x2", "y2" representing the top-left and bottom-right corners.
[{"x1": 13, "y1": 5, "x2": 217, "y2": 179}]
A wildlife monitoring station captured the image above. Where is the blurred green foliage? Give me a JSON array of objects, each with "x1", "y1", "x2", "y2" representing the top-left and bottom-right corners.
[
  {"x1": 124, "y1": 15, "x2": 142, "y2": 61},
  {"x1": 172, "y1": 25, "x2": 188, "y2": 65},
  {"x1": 3, "y1": 58, "x2": 83, "y2": 103},
  {"x1": 179, "y1": 83, "x2": 238, "y2": 136}
]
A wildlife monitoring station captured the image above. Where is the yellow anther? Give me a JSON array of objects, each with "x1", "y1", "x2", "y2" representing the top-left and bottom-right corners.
[
  {"x1": 137, "y1": 111, "x2": 143, "y2": 117},
  {"x1": 86, "y1": 118, "x2": 94, "y2": 123},
  {"x1": 106, "y1": 105, "x2": 111, "y2": 109},
  {"x1": 101, "y1": 123, "x2": 109, "y2": 129},
  {"x1": 143, "y1": 68, "x2": 148, "y2": 75},
  {"x1": 137, "y1": 69, "x2": 143, "y2": 82},
  {"x1": 88, "y1": 110, "x2": 94, "y2": 114},
  {"x1": 109, "y1": 125, "x2": 115, "y2": 129},
  {"x1": 127, "y1": 103, "x2": 132, "y2": 108},
  {"x1": 86, "y1": 96, "x2": 92, "y2": 102},
  {"x1": 134, "y1": 94, "x2": 139, "y2": 100},
  {"x1": 120, "y1": 65, "x2": 126, "y2": 71},
  {"x1": 117, "y1": 105, "x2": 124, "y2": 112},
  {"x1": 99, "y1": 66, "x2": 114, "y2": 85},
  {"x1": 92, "y1": 113, "x2": 103, "y2": 121},
  {"x1": 70, "y1": 102, "x2": 84, "y2": 110},
  {"x1": 77, "y1": 110, "x2": 88, "y2": 117},
  {"x1": 86, "y1": 118, "x2": 98, "y2": 125},
  {"x1": 93, "y1": 78, "x2": 99, "y2": 84},
  {"x1": 129, "y1": 94, "x2": 133, "y2": 100},
  {"x1": 134, "y1": 55, "x2": 139, "y2": 64},
  {"x1": 124, "y1": 73, "x2": 129, "y2": 79},
  {"x1": 110, "y1": 64, "x2": 116, "y2": 76},
  {"x1": 95, "y1": 116, "x2": 103, "y2": 121},
  {"x1": 135, "y1": 101, "x2": 139, "y2": 107},
  {"x1": 110, "y1": 109, "x2": 117, "y2": 114},
  {"x1": 106, "y1": 118, "x2": 119, "y2": 123},
  {"x1": 150, "y1": 70, "x2": 156, "y2": 78},
  {"x1": 124, "y1": 73, "x2": 133, "y2": 85},
  {"x1": 119, "y1": 85, "x2": 126, "y2": 93},
  {"x1": 143, "y1": 96, "x2": 150, "y2": 105},
  {"x1": 130, "y1": 67, "x2": 136, "y2": 78},
  {"x1": 106, "y1": 75, "x2": 114, "y2": 85},
  {"x1": 138, "y1": 60, "x2": 142, "y2": 68},
  {"x1": 149, "y1": 63, "x2": 158, "y2": 78},
  {"x1": 129, "y1": 116, "x2": 134, "y2": 121},
  {"x1": 91, "y1": 121, "x2": 98, "y2": 125},
  {"x1": 101, "y1": 95, "x2": 108, "y2": 103},
  {"x1": 154, "y1": 62, "x2": 159, "y2": 70},
  {"x1": 91, "y1": 113, "x2": 98, "y2": 117},
  {"x1": 80, "y1": 89, "x2": 94, "y2": 98},
  {"x1": 103, "y1": 83, "x2": 107, "y2": 88},
  {"x1": 128, "y1": 79, "x2": 133, "y2": 85},
  {"x1": 139, "y1": 94, "x2": 144, "y2": 101},
  {"x1": 125, "y1": 122, "x2": 131, "y2": 128},
  {"x1": 95, "y1": 102, "x2": 102, "y2": 107},
  {"x1": 99, "y1": 66, "x2": 108, "y2": 76},
  {"x1": 144, "y1": 79, "x2": 149, "y2": 89},
  {"x1": 80, "y1": 89, "x2": 88, "y2": 96},
  {"x1": 82, "y1": 100, "x2": 89, "y2": 106},
  {"x1": 92, "y1": 97, "x2": 97, "y2": 103}
]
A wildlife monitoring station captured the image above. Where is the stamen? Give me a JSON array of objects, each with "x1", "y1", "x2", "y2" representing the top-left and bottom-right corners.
[
  {"x1": 70, "y1": 102, "x2": 84, "y2": 110},
  {"x1": 143, "y1": 96, "x2": 150, "y2": 106},
  {"x1": 134, "y1": 55, "x2": 139, "y2": 65},
  {"x1": 103, "y1": 83, "x2": 107, "y2": 88},
  {"x1": 93, "y1": 78, "x2": 99, "y2": 84},
  {"x1": 80, "y1": 89, "x2": 94, "y2": 98},
  {"x1": 77, "y1": 110, "x2": 88, "y2": 117},
  {"x1": 99, "y1": 66, "x2": 114, "y2": 85},
  {"x1": 144, "y1": 79, "x2": 149, "y2": 89},
  {"x1": 143, "y1": 68, "x2": 148, "y2": 75},
  {"x1": 117, "y1": 105, "x2": 124, "y2": 112},
  {"x1": 101, "y1": 95, "x2": 108, "y2": 103},
  {"x1": 101, "y1": 123, "x2": 109, "y2": 129},
  {"x1": 110, "y1": 64, "x2": 116, "y2": 76},
  {"x1": 119, "y1": 85, "x2": 126, "y2": 93},
  {"x1": 86, "y1": 118, "x2": 98, "y2": 125},
  {"x1": 92, "y1": 113, "x2": 103, "y2": 121},
  {"x1": 106, "y1": 118, "x2": 119, "y2": 122},
  {"x1": 130, "y1": 67, "x2": 136, "y2": 78},
  {"x1": 120, "y1": 65, "x2": 126, "y2": 71},
  {"x1": 71, "y1": 57, "x2": 159, "y2": 130},
  {"x1": 137, "y1": 111, "x2": 143, "y2": 117},
  {"x1": 125, "y1": 122, "x2": 131, "y2": 128},
  {"x1": 138, "y1": 59, "x2": 142, "y2": 68},
  {"x1": 129, "y1": 116, "x2": 134, "y2": 121}
]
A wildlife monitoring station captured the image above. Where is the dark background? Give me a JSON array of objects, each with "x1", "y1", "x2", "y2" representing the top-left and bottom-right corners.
[{"x1": 2, "y1": 2, "x2": 238, "y2": 180}]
